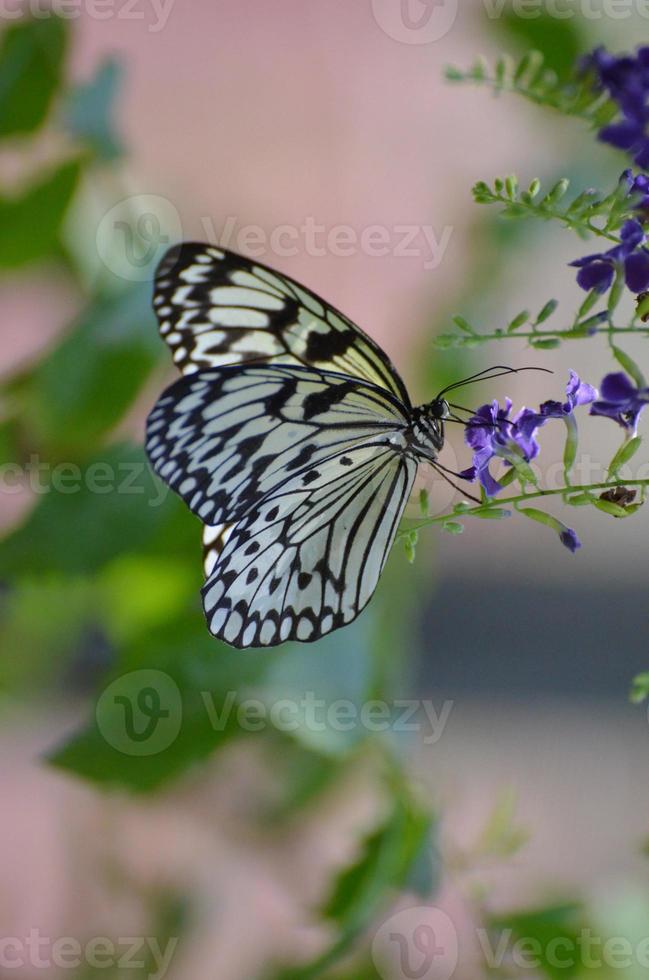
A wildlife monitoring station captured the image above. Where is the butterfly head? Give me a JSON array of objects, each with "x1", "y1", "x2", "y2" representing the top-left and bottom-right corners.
[{"x1": 409, "y1": 399, "x2": 448, "y2": 457}]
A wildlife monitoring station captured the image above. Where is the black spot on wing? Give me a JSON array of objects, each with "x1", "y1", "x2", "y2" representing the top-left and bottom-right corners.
[
  {"x1": 303, "y1": 381, "x2": 358, "y2": 420},
  {"x1": 304, "y1": 328, "x2": 357, "y2": 361}
]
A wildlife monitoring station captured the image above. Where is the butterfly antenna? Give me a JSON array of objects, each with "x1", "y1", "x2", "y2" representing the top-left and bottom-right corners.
[{"x1": 435, "y1": 365, "x2": 552, "y2": 401}]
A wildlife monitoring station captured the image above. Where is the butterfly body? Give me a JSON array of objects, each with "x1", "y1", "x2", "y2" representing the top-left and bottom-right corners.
[{"x1": 146, "y1": 243, "x2": 447, "y2": 648}]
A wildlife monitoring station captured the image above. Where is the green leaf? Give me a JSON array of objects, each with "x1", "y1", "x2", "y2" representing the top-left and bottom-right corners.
[
  {"x1": 611, "y1": 346, "x2": 647, "y2": 389},
  {"x1": 607, "y1": 436, "x2": 642, "y2": 480},
  {"x1": 487, "y1": 904, "x2": 584, "y2": 980},
  {"x1": 442, "y1": 521, "x2": 464, "y2": 535},
  {"x1": 472, "y1": 507, "x2": 511, "y2": 520},
  {"x1": 10, "y1": 284, "x2": 161, "y2": 456},
  {"x1": 535, "y1": 299, "x2": 558, "y2": 324},
  {"x1": 322, "y1": 799, "x2": 435, "y2": 931},
  {"x1": 452, "y1": 315, "x2": 475, "y2": 334},
  {"x1": 63, "y1": 57, "x2": 123, "y2": 161},
  {"x1": 0, "y1": 16, "x2": 69, "y2": 137},
  {"x1": 491, "y1": 9, "x2": 582, "y2": 81},
  {"x1": 475, "y1": 788, "x2": 528, "y2": 858},
  {"x1": 593, "y1": 498, "x2": 629, "y2": 518},
  {"x1": 507, "y1": 310, "x2": 529, "y2": 333},
  {"x1": 630, "y1": 671, "x2": 649, "y2": 704},
  {"x1": 48, "y1": 618, "x2": 273, "y2": 792},
  {"x1": 562, "y1": 414, "x2": 578, "y2": 482},
  {"x1": 0, "y1": 444, "x2": 194, "y2": 578},
  {"x1": 530, "y1": 337, "x2": 561, "y2": 350},
  {"x1": 0, "y1": 158, "x2": 81, "y2": 269}
]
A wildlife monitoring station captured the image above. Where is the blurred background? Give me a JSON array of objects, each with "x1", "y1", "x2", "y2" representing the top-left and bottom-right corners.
[{"x1": 1, "y1": 2, "x2": 649, "y2": 978}]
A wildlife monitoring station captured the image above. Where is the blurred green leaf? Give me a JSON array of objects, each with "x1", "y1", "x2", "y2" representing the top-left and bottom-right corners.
[
  {"x1": 49, "y1": 617, "x2": 274, "y2": 792},
  {"x1": 487, "y1": 903, "x2": 584, "y2": 980},
  {"x1": 630, "y1": 671, "x2": 649, "y2": 704},
  {"x1": 0, "y1": 443, "x2": 194, "y2": 578},
  {"x1": 607, "y1": 436, "x2": 642, "y2": 480},
  {"x1": 63, "y1": 57, "x2": 123, "y2": 161},
  {"x1": 0, "y1": 16, "x2": 68, "y2": 137},
  {"x1": 611, "y1": 346, "x2": 646, "y2": 389},
  {"x1": 0, "y1": 576, "x2": 97, "y2": 693},
  {"x1": 488, "y1": 7, "x2": 582, "y2": 81},
  {"x1": 323, "y1": 798, "x2": 434, "y2": 930},
  {"x1": 10, "y1": 284, "x2": 161, "y2": 455},
  {"x1": 0, "y1": 158, "x2": 81, "y2": 269}
]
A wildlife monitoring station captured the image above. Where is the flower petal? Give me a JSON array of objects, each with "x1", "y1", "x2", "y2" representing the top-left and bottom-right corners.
[
  {"x1": 575, "y1": 259, "x2": 614, "y2": 293},
  {"x1": 624, "y1": 250, "x2": 649, "y2": 292}
]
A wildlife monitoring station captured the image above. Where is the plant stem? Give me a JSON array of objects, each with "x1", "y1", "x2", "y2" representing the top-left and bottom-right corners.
[{"x1": 401, "y1": 478, "x2": 649, "y2": 535}]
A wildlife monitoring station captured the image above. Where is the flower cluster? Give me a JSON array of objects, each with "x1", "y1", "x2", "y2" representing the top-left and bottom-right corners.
[
  {"x1": 569, "y1": 218, "x2": 649, "y2": 293},
  {"x1": 583, "y1": 46, "x2": 649, "y2": 167},
  {"x1": 463, "y1": 371, "x2": 597, "y2": 497}
]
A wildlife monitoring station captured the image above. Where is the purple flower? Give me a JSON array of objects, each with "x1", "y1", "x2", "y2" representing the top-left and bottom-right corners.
[
  {"x1": 569, "y1": 219, "x2": 649, "y2": 293},
  {"x1": 583, "y1": 47, "x2": 649, "y2": 167},
  {"x1": 463, "y1": 372, "x2": 597, "y2": 496},
  {"x1": 590, "y1": 371, "x2": 649, "y2": 435},
  {"x1": 620, "y1": 168, "x2": 649, "y2": 212}
]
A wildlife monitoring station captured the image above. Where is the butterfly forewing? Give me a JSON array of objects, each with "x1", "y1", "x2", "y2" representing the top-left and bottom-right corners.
[{"x1": 153, "y1": 243, "x2": 410, "y2": 403}]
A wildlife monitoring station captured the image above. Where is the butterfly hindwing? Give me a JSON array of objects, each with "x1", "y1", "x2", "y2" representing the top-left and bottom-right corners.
[
  {"x1": 153, "y1": 243, "x2": 410, "y2": 403},
  {"x1": 202, "y1": 445, "x2": 416, "y2": 647}
]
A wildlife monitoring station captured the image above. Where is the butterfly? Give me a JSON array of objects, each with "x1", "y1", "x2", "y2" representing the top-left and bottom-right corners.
[{"x1": 146, "y1": 243, "x2": 481, "y2": 649}]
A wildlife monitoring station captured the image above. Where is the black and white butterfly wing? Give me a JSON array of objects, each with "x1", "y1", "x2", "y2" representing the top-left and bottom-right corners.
[
  {"x1": 153, "y1": 243, "x2": 410, "y2": 404},
  {"x1": 146, "y1": 364, "x2": 416, "y2": 647}
]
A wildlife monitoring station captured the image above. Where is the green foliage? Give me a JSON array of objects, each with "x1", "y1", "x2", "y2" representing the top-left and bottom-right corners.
[
  {"x1": 489, "y1": 4, "x2": 583, "y2": 81},
  {"x1": 0, "y1": 17, "x2": 69, "y2": 136},
  {"x1": 8, "y1": 285, "x2": 162, "y2": 456},
  {"x1": 486, "y1": 903, "x2": 585, "y2": 980},
  {"x1": 0, "y1": 158, "x2": 82, "y2": 269},
  {"x1": 445, "y1": 50, "x2": 617, "y2": 129}
]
